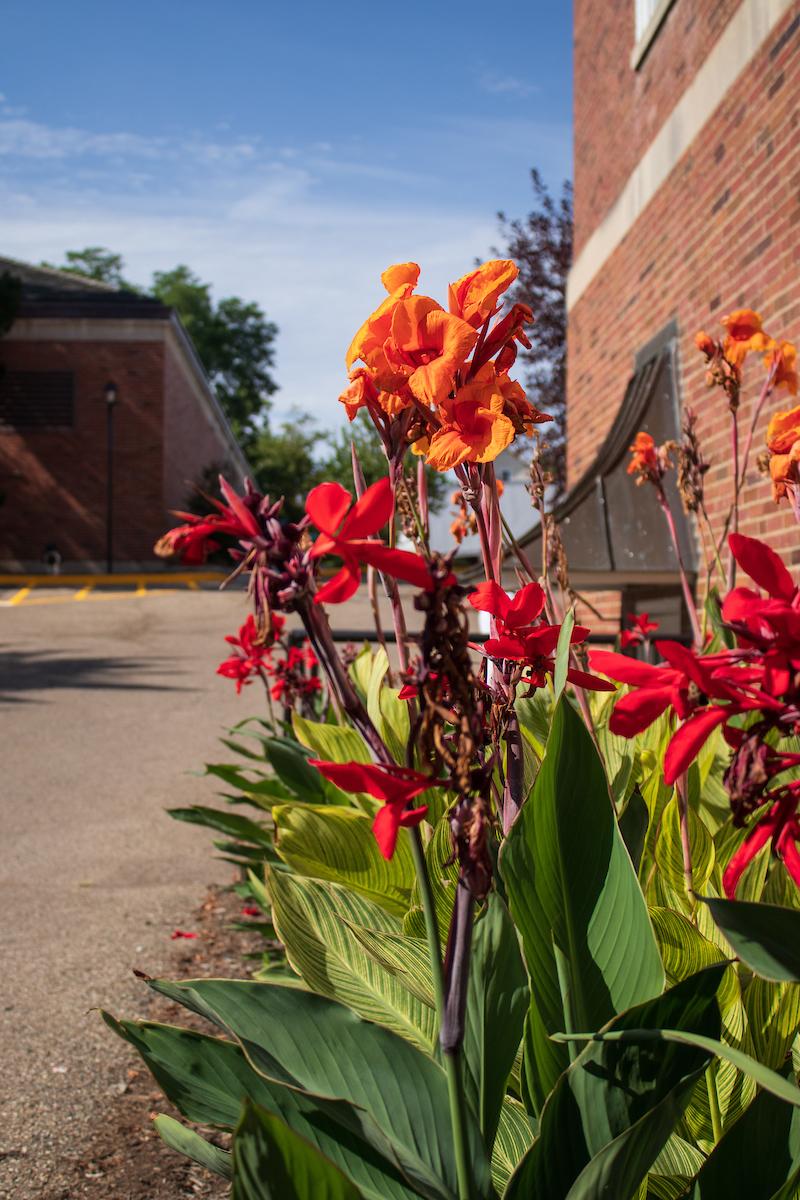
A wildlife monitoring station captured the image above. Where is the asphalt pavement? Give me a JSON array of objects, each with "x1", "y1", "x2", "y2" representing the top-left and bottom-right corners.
[{"x1": 0, "y1": 587, "x2": 262, "y2": 1196}]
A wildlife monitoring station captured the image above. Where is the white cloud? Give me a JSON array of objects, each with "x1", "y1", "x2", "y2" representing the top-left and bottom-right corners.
[{"x1": 479, "y1": 73, "x2": 539, "y2": 99}]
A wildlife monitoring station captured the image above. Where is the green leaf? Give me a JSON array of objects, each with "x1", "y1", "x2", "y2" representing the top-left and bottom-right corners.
[
  {"x1": 403, "y1": 815, "x2": 459, "y2": 943},
  {"x1": 168, "y1": 805, "x2": 273, "y2": 848},
  {"x1": 491, "y1": 1099, "x2": 534, "y2": 1195},
  {"x1": 553, "y1": 1029, "x2": 800, "y2": 1109},
  {"x1": 291, "y1": 715, "x2": 377, "y2": 812},
  {"x1": 700, "y1": 896, "x2": 800, "y2": 982},
  {"x1": 619, "y1": 789, "x2": 649, "y2": 874},
  {"x1": 504, "y1": 967, "x2": 726, "y2": 1200},
  {"x1": 649, "y1": 907, "x2": 726, "y2": 985},
  {"x1": 273, "y1": 804, "x2": 415, "y2": 916},
  {"x1": 366, "y1": 648, "x2": 410, "y2": 765},
  {"x1": 146, "y1": 978, "x2": 495, "y2": 1200},
  {"x1": 655, "y1": 794, "x2": 716, "y2": 899},
  {"x1": 461, "y1": 894, "x2": 528, "y2": 1148},
  {"x1": 153, "y1": 1114, "x2": 231, "y2": 1179},
  {"x1": 499, "y1": 696, "x2": 664, "y2": 1112},
  {"x1": 232, "y1": 1100, "x2": 363, "y2": 1200},
  {"x1": 553, "y1": 607, "x2": 574, "y2": 699},
  {"x1": 744, "y1": 976, "x2": 800, "y2": 1070},
  {"x1": 685, "y1": 1082, "x2": 800, "y2": 1198},
  {"x1": 264, "y1": 869, "x2": 436, "y2": 1051},
  {"x1": 265, "y1": 738, "x2": 330, "y2": 802},
  {"x1": 515, "y1": 693, "x2": 551, "y2": 757},
  {"x1": 104, "y1": 1017, "x2": 422, "y2": 1200}
]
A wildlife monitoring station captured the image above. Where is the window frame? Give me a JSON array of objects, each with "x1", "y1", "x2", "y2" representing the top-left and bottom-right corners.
[{"x1": 631, "y1": 0, "x2": 677, "y2": 69}]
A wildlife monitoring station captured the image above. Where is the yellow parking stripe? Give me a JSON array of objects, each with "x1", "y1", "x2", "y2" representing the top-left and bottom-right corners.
[
  {"x1": 74, "y1": 585, "x2": 94, "y2": 600},
  {"x1": 8, "y1": 586, "x2": 31, "y2": 605}
]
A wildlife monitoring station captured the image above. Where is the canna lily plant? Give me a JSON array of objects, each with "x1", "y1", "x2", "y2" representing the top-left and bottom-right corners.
[{"x1": 108, "y1": 262, "x2": 800, "y2": 1200}]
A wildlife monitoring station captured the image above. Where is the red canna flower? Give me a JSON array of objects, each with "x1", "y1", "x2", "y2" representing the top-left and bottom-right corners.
[
  {"x1": 155, "y1": 477, "x2": 262, "y2": 565},
  {"x1": 217, "y1": 614, "x2": 271, "y2": 694},
  {"x1": 471, "y1": 582, "x2": 613, "y2": 692},
  {"x1": 309, "y1": 759, "x2": 432, "y2": 859},
  {"x1": 723, "y1": 788, "x2": 800, "y2": 898},
  {"x1": 620, "y1": 611, "x2": 659, "y2": 649},
  {"x1": 306, "y1": 477, "x2": 446, "y2": 604}
]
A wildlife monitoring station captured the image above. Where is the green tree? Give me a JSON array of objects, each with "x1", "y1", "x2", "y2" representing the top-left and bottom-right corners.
[
  {"x1": 151, "y1": 267, "x2": 278, "y2": 445},
  {"x1": 41, "y1": 246, "x2": 135, "y2": 289}
]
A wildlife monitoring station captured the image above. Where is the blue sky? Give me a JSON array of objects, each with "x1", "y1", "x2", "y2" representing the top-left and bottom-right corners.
[{"x1": 1, "y1": 0, "x2": 572, "y2": 428}]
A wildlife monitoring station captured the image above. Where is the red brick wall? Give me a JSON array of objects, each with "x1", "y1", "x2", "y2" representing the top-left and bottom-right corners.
[
  {"x1": 568, "y1": 2, "x2": 800, "y2": 572},
  {"x1": 573, "y1": 0, "x2": 744, "y2": 255},
  {"x1": 162, "y1": 337, "x2": 245, "y2": 515},
  {"x1": 0, "y1": 336, "x2": 165, "y2": 567}
]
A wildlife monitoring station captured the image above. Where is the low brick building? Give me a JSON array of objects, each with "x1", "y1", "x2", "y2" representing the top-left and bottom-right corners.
[
  {"x1": 551, "y1": 0, "x2": 800, "y2": 635},
  {"x1": 0, "y1": 257, "x2": 248, "y2": 571}
]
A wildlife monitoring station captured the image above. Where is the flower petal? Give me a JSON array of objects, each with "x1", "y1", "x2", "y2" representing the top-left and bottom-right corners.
[
  {"x1": 664, "y1": 706, "x2": 731, "y2": 785},
  {"x1": 506, "y1": 583, "x2": 546, "y2": 628},
  {"x1": 339, "y1": 476, "x2": 394, "y2": 540},
  {"x1": 589, "y1": 649, "x2": 673, "y2": 687},
  {"x1": 728, "y1": 532, "x2": 796, "y2": 600},
  {"x1": 306, "y1": 481, "x2": 352, "y2": 536},
  {"x1": 468, "y1": 581, "x2": 511, "y2": 622},
  {"x1": 314, "y1": 560, "x2": 361, "y2": 605},
  {"x1": 608, "y1": 686, "x2": 673, "y2": 737},
  {"x1": 722, "y1": 815, "x2": 776, "y2": 898}
]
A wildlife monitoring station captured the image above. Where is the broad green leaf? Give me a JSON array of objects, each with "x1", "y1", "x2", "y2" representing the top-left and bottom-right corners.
[
  {"x1": 403, "y1": 815, "x2": 458, "y2": 943},
  {"x1": 744, "y1": 976, "x2": 800, "y2": 1070},
  {"x1": 232, "y1": 1101, "x2": 363, "y2": 1200},
  {"x1": 516, "y1": 693, "x2": 551, "y2": 757},
  {"x1": 461, "y1": 894, "x2": 528, "y2": 1148},
  {"x1": 348, "y1": 643, "x2": 374, "y2": 704},
  {"x1": 153, "y1": 1114, "x2": 231, "y2": 1179},
  {"x1": 147, "y1": 978, "x2": 495, "y2": 1200},
  {"x1": 655, "y1": 794, "x2": 716, "y2": 901},
  {"x1": 264, "y1": 869, "x2": 436, "y2": 1050},
  {"x1": 345, "y1": 923, "x2": 435, "y2": 1007},
  {"x1": 291, "y1": 714, "x2": 378, "y2": 812},
  {"x1": 168, "y1": 805, "x2": 274, "y2": 849},
  {"x1": 499, "y1": 696, "x2": 664, "y2": 1113},
  {"x1": 685, "y1": 1082, "x2": 800, "y2": 1198},
  {"x1": 701, "y1": 896, "x2": 800, "y2": 982},
  {"x1": 504, "y1": 967, "x2": 726, "y2": 1200},
  {"x1": 649, "y1": 907, "x2": 726, "y2": 984},
  {"x1": 203, "y1": 763, "x2": 287, "y2": 797},
  {"x1": 491, "y1": 1098, "x2": 534, "y2": 1195},
  {"x1": 648, "y1": 1134, "x2": 704, "y2": 1196},
  {"x1": 105, "y1": 1017, "x2": 422, "y2": 1200},
  {"x1": 619, "y1": 789, "x2": 649, "y2": 873},
  {"x1": 552, "y1": 607, "x2": 574, "y2": 699},
  {"x1": 594, "y1": 692, "x2": 637, "y2": 809},
  {"x1": 365, "y1": 648, "x2": 410, "y2": 766},
  {"x1": 555, "y1": 1029, "x2": 800, "y2": 1109},
  {"x1": 265, "y1": 737, "x2": 330, "y2": 802},
  {"x1": 273, "y1": 804, "x2": 415, "y2": 916}
]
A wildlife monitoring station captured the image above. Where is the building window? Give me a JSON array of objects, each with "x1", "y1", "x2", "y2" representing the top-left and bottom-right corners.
[
  {"x1": 632, "y1": 0, "x2": 676, "y2": 68},
  {"x1": 0, "y1": 370, "x2": 75, "y2": 429}
]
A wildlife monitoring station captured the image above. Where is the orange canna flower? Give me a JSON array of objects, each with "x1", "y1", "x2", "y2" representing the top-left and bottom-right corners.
[
  {"x1": 385, "y1": 295, "x2": 477, "y2": 407},
  {"x1": 339, "y1": 369, "x2": 378, "y2": 421},
  {"x1": 381, "y1": 262, "x2": 420, "y2": 292},
  {"x1": 425, "y1": 363, "x2": 515, "y2": 471},
  {"x1": 448, "y1": 259, "x2": 519, "y2": 328},
  {"x1": 627, "y1": 432, "x2": 659, "y2": 484},
  {"x1": 766, "y1": 340, "x2": 798, "y2": 396},
  {"x1": 766, "y1": 404, "x2": 800, "y2": 501},
  {"x1": 498, "y1": 373, "x2": 551, "y2": 435},
  {"x1": 345, "y1": 262, "x2": 420, "y2": 372},
  {"x1": 721, "y1": 308, "x2": 773, "y2": 367},
  {"x1": 694, "y1": 331, "x2": 716, "y2": 358}
]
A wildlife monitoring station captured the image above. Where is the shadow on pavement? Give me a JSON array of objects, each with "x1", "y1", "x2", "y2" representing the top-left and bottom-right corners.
[{"x1": 0, "y1": 649, "x2": 189, "y2": 703}]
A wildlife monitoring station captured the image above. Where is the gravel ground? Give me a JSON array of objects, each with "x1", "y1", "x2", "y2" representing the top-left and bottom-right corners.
[{"x1": 0, "y1": 589, "x2": 256, "y2": 1199}]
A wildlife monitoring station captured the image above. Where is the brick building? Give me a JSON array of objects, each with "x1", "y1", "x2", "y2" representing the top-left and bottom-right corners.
[
  {"x1": 0, "y1": 257, "x2": 249, "y2": 571},
  {"x1": 535, "y1": 0, "x2": 800, "y2": 637}
]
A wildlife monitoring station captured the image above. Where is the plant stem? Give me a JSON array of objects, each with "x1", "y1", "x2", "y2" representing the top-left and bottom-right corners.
[
  {"x1": 728, "y1": 407, "x2": 740, "y2": 592},
  {"x1": 407, "y1": 828, "x2": 473, "y2": 1200},
  {"x1": 657, "y1": 486, "x2": 702, "y2": 646},
  {"x1": 706, "y1": 1061, "x2": 723, "y2": 1144},
  {"x1": 675, "y1": 773, "x2": 695, "y2": 912}
]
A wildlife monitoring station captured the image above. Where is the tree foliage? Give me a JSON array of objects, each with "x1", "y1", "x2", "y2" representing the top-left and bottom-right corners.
[
  {"x1": 495, "y1": 170, "x2": 572, "y2": 489},
  {"x1": 41, "y1": 246, "x2": 135, "y2": 290}
]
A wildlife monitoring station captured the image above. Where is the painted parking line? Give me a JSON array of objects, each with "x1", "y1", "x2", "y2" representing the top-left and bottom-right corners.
[
  {"x1": 74, "y1": 585, "x2": 94, "y2": 600},
  {"x1": 7, "y1": 586, "x2": 31, "y2": 606}
]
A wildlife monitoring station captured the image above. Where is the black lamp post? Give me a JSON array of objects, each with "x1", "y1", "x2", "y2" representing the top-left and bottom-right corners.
[{"x1": 104, "y1": 381, "x2": 118, "y2": 574}]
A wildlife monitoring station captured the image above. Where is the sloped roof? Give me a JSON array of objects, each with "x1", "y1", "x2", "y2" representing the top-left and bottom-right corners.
[
  {"x1": 0, "y1": 255, "x2": 169, "y2": 320},
  {"x1": 519, "y1": 335, "x2": 695, "y2": 586}
]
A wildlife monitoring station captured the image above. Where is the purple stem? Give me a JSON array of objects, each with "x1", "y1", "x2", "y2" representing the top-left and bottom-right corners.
[
  {"x1": 657, "y1": 485, "x2": 702, "y2": 646},
  {"x1": 502, "y1": 710, "x2": 524, "y2": 834},
  {"x1": 440, "y1": 879, "x2": 475, "y2": 1055}
]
